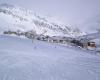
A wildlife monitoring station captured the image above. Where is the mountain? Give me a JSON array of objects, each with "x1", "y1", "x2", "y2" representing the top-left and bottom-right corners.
[{"x1": 0, "y1": 3, "x2": 84, "y2": 37}]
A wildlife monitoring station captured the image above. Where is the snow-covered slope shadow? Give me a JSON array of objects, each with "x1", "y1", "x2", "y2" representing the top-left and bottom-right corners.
[{"x1": 0, "y1": 35, "x2": 100, "y2": 80}]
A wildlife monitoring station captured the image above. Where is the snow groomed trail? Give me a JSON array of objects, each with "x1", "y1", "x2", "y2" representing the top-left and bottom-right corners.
[{"x1": 0, "y1": 35, "x2": 100, "y2": 80}]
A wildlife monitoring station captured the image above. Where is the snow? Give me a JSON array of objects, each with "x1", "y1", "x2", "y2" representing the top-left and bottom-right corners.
[
  {"x1": 0, "y1": 3, "x2": 100, "y2": 80},
  {"x1": 0, "y1": 3, "x2": 84, "y2": 37},
  {"x1": 0, "y1": 35, "x2": 100, "y2": 80}
]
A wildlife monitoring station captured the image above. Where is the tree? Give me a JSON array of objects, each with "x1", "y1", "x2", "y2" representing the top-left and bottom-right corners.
[{"x1": 25, "y1": 30, "x2": 37, "y2": 42}]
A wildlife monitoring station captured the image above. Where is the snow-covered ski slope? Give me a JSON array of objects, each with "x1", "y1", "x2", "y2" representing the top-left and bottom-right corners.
[{"x1": 0, "y1": 35, "x2": 100, "y2": 80}]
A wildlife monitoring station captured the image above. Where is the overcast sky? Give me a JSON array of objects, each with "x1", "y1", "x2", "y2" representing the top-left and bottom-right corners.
[{"x1": 0, "y1": 0, "x2": 100, "y2": 27}]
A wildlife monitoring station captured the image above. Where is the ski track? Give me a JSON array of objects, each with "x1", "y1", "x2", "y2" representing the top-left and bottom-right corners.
[{"x1": 0, "y1": 35, "x2": 100, "y2": 80}]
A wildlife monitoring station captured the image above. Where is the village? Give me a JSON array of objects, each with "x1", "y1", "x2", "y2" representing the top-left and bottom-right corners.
[{"x1": 3, "y1": 30, "x2": 97, "y2": 51}]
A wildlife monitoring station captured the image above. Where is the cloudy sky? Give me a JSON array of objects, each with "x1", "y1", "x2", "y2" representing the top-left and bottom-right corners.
[{"x1": 0, "y1": 0, "x2": 100, "y2": 27}]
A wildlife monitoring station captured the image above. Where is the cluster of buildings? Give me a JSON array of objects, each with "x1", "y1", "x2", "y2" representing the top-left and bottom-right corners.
[{"x1": 3, "y1": 30, "x2": 96, "y2": 50}]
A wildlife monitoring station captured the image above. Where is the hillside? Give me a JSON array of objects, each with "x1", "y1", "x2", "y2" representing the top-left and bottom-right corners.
[
  {"x1": 0, "y1": 36, "x2": 100, "y2": 80},
  {"x1": 0, "y1": 3, "x2": 84, "y2": 37},
  {"x1": 0, "y1": 35, "x2": 100, "y2": 80}
]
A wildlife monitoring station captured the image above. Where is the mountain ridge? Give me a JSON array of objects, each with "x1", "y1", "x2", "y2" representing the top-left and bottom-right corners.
[{"x1": 0, "y1": 3, "x2": 85, "y2": 37}]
